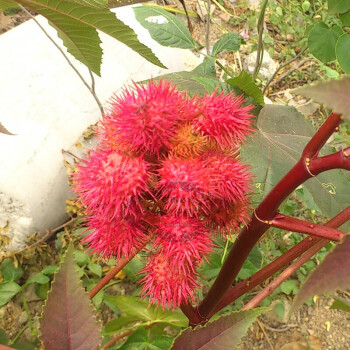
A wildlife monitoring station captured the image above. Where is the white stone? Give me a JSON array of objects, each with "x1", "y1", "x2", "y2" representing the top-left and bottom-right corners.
[
  {"x1": 0, "y1": 6, "x2": 200, "y2": 250},
  {"x1": 244, "y1": 50, "x2": 278, "y2": 80}
]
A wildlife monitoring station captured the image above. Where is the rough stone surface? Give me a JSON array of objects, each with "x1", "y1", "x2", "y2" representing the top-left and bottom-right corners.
[
  {"x1": 244, "y1": 50, "x2": 278, "y2": 80},
  {"x1": 0, "y1": 6, "x2": 200, "y2": 249}
]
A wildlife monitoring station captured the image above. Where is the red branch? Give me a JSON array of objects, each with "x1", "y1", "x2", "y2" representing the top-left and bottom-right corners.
[
  {"x1": 212, "y1": 205, "x2": 350, "y2": 315},
  {"x1": 192, "y1": 113, "x2": 348, "y2": 323},
  {"x1": 270, "y1": 214, "x2": 343, "y2": 241}
]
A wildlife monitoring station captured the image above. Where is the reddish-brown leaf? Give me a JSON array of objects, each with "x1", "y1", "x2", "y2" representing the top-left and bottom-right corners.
[
  {"x1": 39, "y1": 244, "x2": 101, "y2": 350},
  {"x1": 294, "y1": 235, "x2": 350, "y2": 311},
  {"x1": 294, "y1": 76, "x2": 350, "y2": 119},
  {"x1": 0, "y1": 123, "x2": 15, "y2": 135}
]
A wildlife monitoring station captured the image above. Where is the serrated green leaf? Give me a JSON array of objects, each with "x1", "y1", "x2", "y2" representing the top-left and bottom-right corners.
[
  {"x1": 280, "y1": 280, "x2": 299, "y2": 295},
  {"x1": 191, "y1": 58, "x2": 216, "y2": 77},
  {"x1": 308, "y1": 22, "x2": 343, "y2": 62},
  {"x1": 171, "y1": 308, "x2": 267, "y2": 349},
  {"x1": 340, "y1": 10, "x2": 350, "y2": 25},
  {"x1": 41, "y1": 265, "x2": 58, "y2": 275},
  {"x1": 105, "y1": 315, "x2": 141, "y2": 333},
  {"x1": 0, "y1": 282, "x2": 21, "y2": 306},
  {"x1": 294, "y1": 76, "x2": 350, "y2": 120},
  {"x1": 336, "y1": 33, "x2": 350, "y2": 73},
  {"x1": 241, "y1": 105, "x2": 350, "y2": 228},
  {"x1": 1, "y1": 259, "x2": 23, "y2": 283},
  {"x1": 133, "y1": 5, "x2": 197, "y2": 49},
  {"x1": 40, "y1": 244, "x2": 101, "y2": 350},
  {"x1": 35, "y1": 282, "x2": 50, "y2": 300},
  {"x1": 74, "y1": 249, "x2": 89, "y2": 266},
  {"x1": 330, "y1": 296, "x2": 350, "y2": 312},
  {"x1": 192, "y1": 77, "x2": 234, "y2": 94},
  {"x1": 88, "y1": 263, "x2": 102, "y2": 277},
  {"x1": 15, "y1": 0, "x2": 165, "y2": 75},
  {"x1": 212, "y1": 32, "x2": 242, "y2": 56},
  {"x1": 227, "y1": 70, "x2": 265, "y2": 106},
  {"x1": 104, "y1": 296, "x2": 188, "y2": 327},
  {"x1": 328, "y1": 0, "x2": 350, "y2": 14}
]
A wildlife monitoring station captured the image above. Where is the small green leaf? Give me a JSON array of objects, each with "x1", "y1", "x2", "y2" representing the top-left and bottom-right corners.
[
  {"x1": 336, "y1": 34, "x2": 350, "y2": 73},
  {"x1": 274, "y1": 302, "x2": 285, "y2": 320},
  {"x1": 280, "y1": 280, "x2": 299, "y2": 295},
  {"x1": 88, "y1": 263, "x2": 102, "y2": 277},
  {"x1": 41, "y1": 265, "x2": 58, "y2": 276},
  {"x1": 26, "y1": 273, "x2": 50, "y2": 285},
  {"x1": 302, "y1": 1, "x2": 311, "y2": 12},
  {"x1": 276, "y1": 6, "x2": 283, "y2": 16},
  {"x1": 105, "y1": 315, "x2": 141, "y2": 333},
  {"x1": 308, "y1": 22, "x2": 343, "y2": 62},
  {"x1": 171, "y1": 308, "x2": 268, "y2": 349},
  {"x1": 192, "y1": 77, "x2": 234, "y2": 94},
  {"x1": 227, "y1": 70, "x2": 265, "y2": 106},
  {"x1": 1, "y1": 259, "x2": 23, "y2": 282},
  {"x1": 328, "y1": 0, "x2": 350, "y2": 14},
  {"x1": 134, "y1": 5, "x2": 197, "y2": 49},
  {"x1": 11, "y1": 342, "x2": 37, "y2": 350},
  {"x1": 0, "y1": 282, "x2": 21, "y2": 306},
  {"x1": 74, "y1": 249, "x2": 89, "y2": 266},
  {"x1": 330, "y1": 296, "x2": 350, "y2": 312},
  {"x1": 212, "y1": 32, "x2": 242, "y2": 56},
  {"x1": 340, "y1": 10, "x2": 350, "y2": 25},
  {"x1": 35, "y1": 282, "x2": 50, "y2": 300},
  {"x1": 120, "y1": 329, "x2": 173, "y2": 350}
]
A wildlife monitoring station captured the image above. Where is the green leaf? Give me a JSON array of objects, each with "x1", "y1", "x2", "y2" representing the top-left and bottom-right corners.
[
  {"x1": 74, "y1": 249, "x2": 89, "y2": 266},
  {"x1": 0, "y1": 0, "x2": 19, "y2": 10},
  {"x1": 330, "y1": 296, "x2": 350, "y2": 312},
  {"x1": 133, "y1": 5, "x2": 197, "y2": 49},
  {"x1": 11, "y1": 342, "x2": 37, "y2": 350},
  {"x1": 241, "y1": 105, "x2": 350, "y2": 227},
  {"x1": 26, "y1": 273, "x2": 50, "y2": 285},
  {"x1": 212, "y1": 32, "x2": 242, "y2": 56},
  {"x1": 191, "y1": 58, "x2": 216, "y2": 77},
  {"x1": 227, "y1": 70, "x2": 265, "y2": 106},
  {"x1": 1, "y1": 259, "x2": 23, "y2": 282},
  {"x1": 319, "y1": 63, "x2": 340, "y2": 79},
  {"x1": 340, "y1": 10, "x2": 350, "y2": 25},
  {"x1": 0, "y1": 282, "x2": 21, "y2": 306},
  {"x1": 308, "y1": 22, "x2": 343, "y2": 62},
  {"x1": 294, "y1": 235, "x2": 350, "y2": 311},
  {"x1": 104, "y1": 296, "x2": 188, "y2": 328},
  {"x1": 15, "y1": 0, "x2": 165, "y2": 76},
  {"x1": 88, "y1": 263, "x2": 102, "y2": 277},
  {"x1": 280, "y1": 280, "x2": 299, "y2": 295},
  {"x1": 294, "y1": 76, "x2": 350, "y2": 120},
  {"x1": 35, "y1": 282, "x2": 50, "y2": 300},
  {"x1": 328, "y1": 0, "x2": 350, "y2": 14},
  {"x1": 40, "y1": 244, "x2": 101, "y2": 350},
  {"x1": 336, "y1": 34, "x2": 350, "y2": 73},
  {"x1": 192, "y1": 77, "x2": 234, "y2": 94},
  {"x1": 105, "y1": 315, "x2": 141, "y2": 333},
  {"x1": 302, "y1": 1, "x2": 311, "y2": 12},
  {"x1": 41, "y1": 265, "x2": 58, "y2": 275},
  {"x1": 0, "y1": 328, "x2": 9, "y2": 345},
  {"x1": 171, "y1": 308, "x2": 268, "y2": 349},
  {"x1": 120, "y1": 329, "x2": 173, "y2": 350}
]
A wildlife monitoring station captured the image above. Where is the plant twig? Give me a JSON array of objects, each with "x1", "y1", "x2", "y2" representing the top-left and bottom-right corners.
[
  {"x1": 89, "y1": 235, "x2": 153, "y2": 299},
  {"x1": 257, "y1": 319, "x2": 274, "y2": 350},
  {"x1": 18, "y1": 5, "x2": 104, "y2": 117},
  {"x1": 253, "y1": 0, "x2": 268, "y2": 78},
  {"x1": 263, "y1": 47, "x2": 308, "y2": 94},
  {"x1": 100, "y1": 329, "x2": 135, "y2": 350}
]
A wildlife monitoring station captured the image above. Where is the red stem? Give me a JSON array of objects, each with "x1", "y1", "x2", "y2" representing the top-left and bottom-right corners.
[
  {"x1": 270, "y1": 214, "x2": 343, "y2": 241},
  {"x1": 242, "y1": 239, "x2": 327, "y2": 310},
  {"x1": 212, "y1": 205, "x2": 350, "y2": 315},
  {"x1": 194, "y1": 113, "x2": 347, "y2": 323}
]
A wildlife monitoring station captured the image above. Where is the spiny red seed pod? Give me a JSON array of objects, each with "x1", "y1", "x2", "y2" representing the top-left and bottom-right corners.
[
  {"x1": 73, "y1": 147, "x2": 150, "y2": 219},
  {"x1": 83, "y1": 215, "x2": 147, "y2": 259},
  {"x1": 194, "y1": 91, "x2": 254, "y2": 150},
  {"x1": 208, "y1": 199, "x2": 251, "y2": 234},
  {"x1": 202, "y1": 151, "x2": 252, "y2": 204},
  {"x1": 140, "y1": 251, "x2": 199, "y2": 310},
  {"x1": 100, "y1": 80, "x2": 194, "y2": 157},
  {"x1": 157, "y1": 157, "x2": 214, "y2": 217},
  {"x1": 154, "y1": 215, "x2": 213, "y2": 266}
]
